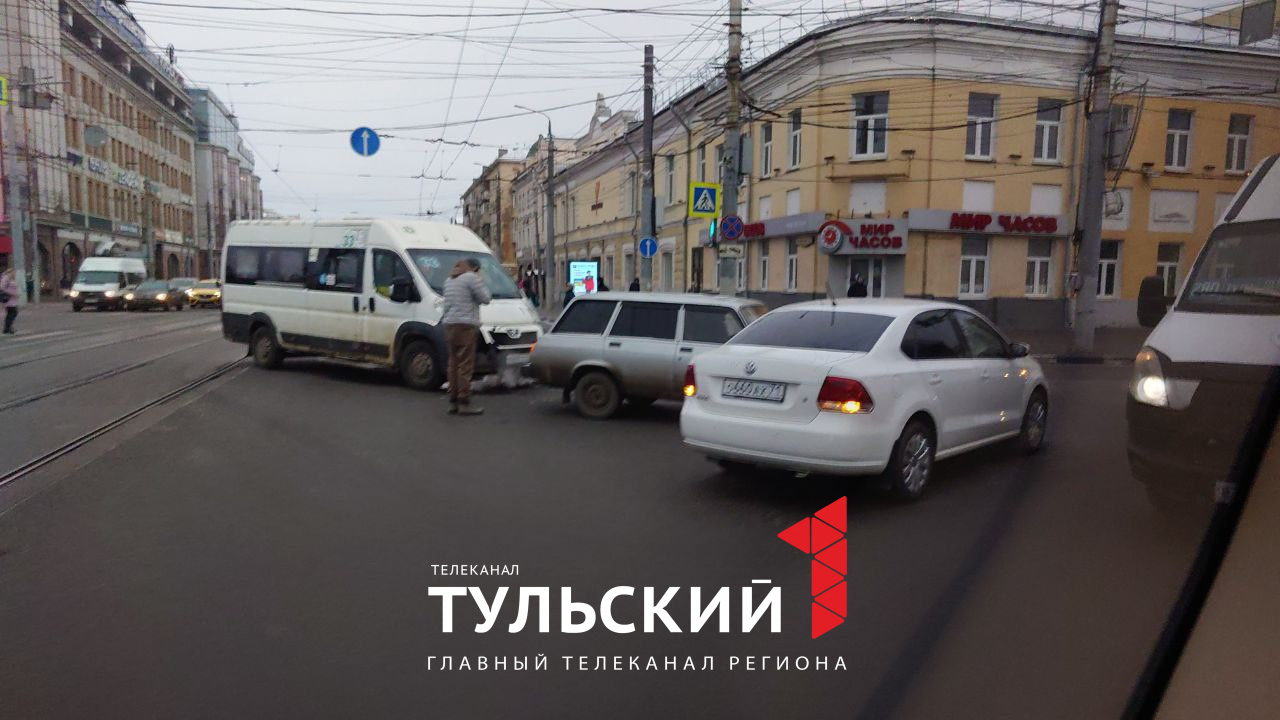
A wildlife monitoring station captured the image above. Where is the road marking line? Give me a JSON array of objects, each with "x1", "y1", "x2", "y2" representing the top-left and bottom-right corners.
[{"x1": 0, "y1": 330, "x2": 72, "y2": 344}]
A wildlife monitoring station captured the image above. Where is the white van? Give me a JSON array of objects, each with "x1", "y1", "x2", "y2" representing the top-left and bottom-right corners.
[
  {"x1": 68, "y1": 256, "x2": 148, "y2": 311},
  {"x1": 1128, "y1": 154, "x2": 1280, "y2": 507},
  {"x1": 221, "y1": 218, "x2": 541, "y2": 390}
]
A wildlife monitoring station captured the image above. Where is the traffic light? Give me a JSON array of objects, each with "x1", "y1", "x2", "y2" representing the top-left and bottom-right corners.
[{"x1": 707, "y1": 217, "x2": 717, "y2": 246}]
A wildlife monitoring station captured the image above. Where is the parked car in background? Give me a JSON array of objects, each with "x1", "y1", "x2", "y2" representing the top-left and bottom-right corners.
[
  {"x1": 188, "y1": 279, "x2": 223, "y2": 308},
  {"x1": 124, "y1": 280, "x2": 186, "y2": 311},
  {"x1": 680, "y1": 299, "x2": 1048, "y2": 500},
  {"x1": 527, "y1": 292, "x2": 768, "y2": 419},
  {"x1": 68, "y1": 257, "x2": 147, "y2": 312}
]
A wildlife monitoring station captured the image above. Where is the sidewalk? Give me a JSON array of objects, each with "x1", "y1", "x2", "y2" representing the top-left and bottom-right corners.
[{"x1": 1013, "y1": 326, "x2": 1149, "y2": 363}]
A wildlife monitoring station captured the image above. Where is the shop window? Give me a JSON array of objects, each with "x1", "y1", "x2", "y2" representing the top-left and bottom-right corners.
[
  {"x1": 959, "y1": 236, "x2": 989, "y2": 297},
  {"x1": 1026, "y1": 238, "x2": 1052, "y2": 296},
  {"x1": 786, "y1": 238, "x2": 798, "y2": 291}
]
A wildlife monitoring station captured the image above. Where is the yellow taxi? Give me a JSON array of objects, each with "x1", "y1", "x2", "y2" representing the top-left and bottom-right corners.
[{"x1": 187, "y1": 279, "x2": 223, "y2": 308}]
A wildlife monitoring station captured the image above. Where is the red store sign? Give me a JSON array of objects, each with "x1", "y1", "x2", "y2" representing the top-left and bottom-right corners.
[
  {"x1": 907, "y1": 209, "x2": 1066, "y2": 236},
  {"x1": 818, "y1": 219, "x2": 908, "y2": 255}
]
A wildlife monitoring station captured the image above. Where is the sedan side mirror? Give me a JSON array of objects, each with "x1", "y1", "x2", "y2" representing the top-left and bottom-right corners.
[
  {"x1": 1137, "y1": 275, "x2": 1168, "y2": 328},
  {"x1": 1009, "y1": 342, "x2": 1031, "y2": 358},
  {"x1": 390, "y1": 277, "x2": 417, "y2": 303}
]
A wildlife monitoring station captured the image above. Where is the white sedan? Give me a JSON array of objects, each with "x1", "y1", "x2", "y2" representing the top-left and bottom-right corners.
[{"x1": 680, "y1": 299, "x2": 1048, "y2": 500}]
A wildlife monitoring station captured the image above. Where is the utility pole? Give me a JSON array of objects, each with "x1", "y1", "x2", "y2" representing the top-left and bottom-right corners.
[
  {"x1": 640, "y1": 45, "x2": 656, "y2": 291},
  {"x1": 718, "y1": 0, "x2": 744, "y2": 296},
  {"x1": 1071, "y1": 0, "x2": 1119, "y2": 356},
  {"x1": 544, "y1": 128, "x2": 556, "y2": 310},
  {"x1": 2, "y1": 103, "x2": 29, "y2": 307}
]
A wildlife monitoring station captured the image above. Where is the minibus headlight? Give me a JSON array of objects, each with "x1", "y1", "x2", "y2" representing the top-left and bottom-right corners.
[
  {"x1": 69, "y1": 290, "x2": 79, "y2": 298},
  {"x1": 105, "y1": 290, "x2": 116, "y2": 298},
  {"x1": 1130, "y1": 347, "x2": 1197, "y2": 410}
]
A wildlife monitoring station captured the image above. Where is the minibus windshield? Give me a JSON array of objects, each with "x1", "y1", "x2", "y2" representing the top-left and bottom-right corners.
[
  {"x1": 76, "y1": 271, "x2": 123, "y2": 285},
  {"x1": 1179, "y1": 221, "x2": 1280, "y2": 315},
  {"x1": 407, "y1": 249, "x2": 520, "y2": 299}
]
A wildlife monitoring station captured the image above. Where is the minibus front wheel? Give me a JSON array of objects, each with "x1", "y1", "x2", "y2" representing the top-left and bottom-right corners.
[{"x1": 400, "y1": 339, "x2": 445, "y2": 391}]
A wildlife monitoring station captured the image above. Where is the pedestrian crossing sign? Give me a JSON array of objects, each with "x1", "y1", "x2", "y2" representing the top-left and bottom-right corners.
[{"x1": 688, "y1": 182, "x2": 721, "y2": 219}]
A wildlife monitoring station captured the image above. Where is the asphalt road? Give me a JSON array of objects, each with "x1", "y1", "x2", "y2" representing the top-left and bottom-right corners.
[{"x1": 0, "y1": 307, "x2": 1214, "y2": 719}]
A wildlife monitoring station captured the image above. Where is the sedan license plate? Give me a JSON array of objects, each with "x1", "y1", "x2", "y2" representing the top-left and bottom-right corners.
[{"x1": 722, "y1": 378, "x2": 786, "y2": 403}]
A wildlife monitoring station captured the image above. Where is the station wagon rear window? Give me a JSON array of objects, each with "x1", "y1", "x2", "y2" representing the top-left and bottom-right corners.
[
  {"x1": 728, "y1": 309, "x2": 893, "y2": 352},
  {"x1": 553, "y1": 300, "x2": 617, "y2": 334}
]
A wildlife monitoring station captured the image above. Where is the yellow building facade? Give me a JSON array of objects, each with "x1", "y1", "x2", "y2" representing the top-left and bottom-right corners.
[{"x1": 547, "y1": 13, "x2": 1280, "y2": 327}]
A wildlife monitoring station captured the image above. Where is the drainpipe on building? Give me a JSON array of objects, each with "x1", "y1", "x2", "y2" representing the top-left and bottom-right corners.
[{"x1": 668, "y1": 102, "x2": 695, "y2": 291}]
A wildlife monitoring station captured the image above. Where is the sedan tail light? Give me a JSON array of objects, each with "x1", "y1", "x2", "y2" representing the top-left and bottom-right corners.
[
  {"x1": 817, "y1": 376, "x2": 874, "y2": 414},
  {"x1": 683, "y1": 364, "x2": 697, "y2": 397}
]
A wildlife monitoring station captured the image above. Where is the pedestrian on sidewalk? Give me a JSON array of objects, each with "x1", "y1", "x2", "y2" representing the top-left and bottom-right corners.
[
  {"x1": 1, "y1": 259, "x2": 18, "y2": 335},
  {"x1": 442, "y1": 258, "x2": 492, "y2": 416},
  {"x1": 847, "y1": 273, "x2": 868, "y2": 298},
  {"x1": 629, "y1": 277, "x2": 641, "y2": 292},
  {"x1": 562, "y1": 282, "x2": 576, "y2": 308}
]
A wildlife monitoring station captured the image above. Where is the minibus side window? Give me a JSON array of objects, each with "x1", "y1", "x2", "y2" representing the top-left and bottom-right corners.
[
  {"x1": 227, "y1": 247, "x2": 262, "y2": 285},
  {"x1": 308, "y1": 249, "x2": 364, "y2": 293}
]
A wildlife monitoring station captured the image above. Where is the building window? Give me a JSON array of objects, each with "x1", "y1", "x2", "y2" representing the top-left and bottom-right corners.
[
  {"x1": 624, "y1": 253, "x2": 635, "y2": 285},
  {"x1": 785, "y1": 188, "x2": 801, "y2": 216},
  {"x1": 852, "y1": 92, "x2": 888, "y2": 159},
  {"x1": 735, "y1": 257, "x2": 746, "y2": 292},
  {"x1": 1165, "y1": 110, "x2": 1192, "y2": 170},
  {"x1": 758, "y1": 195, "x2": 772, "y2": 221},
  {"x1": 1098, "y1": 240, "x2": 1121, "y2": 298},
  {"x1": 788, "y1": 109, "x2": 802, "y2": 169},
  {"x1": 760, "y1": 122, "x2": 773, "y2": 177},
  {"x1": 1034, "y1": 99, "x2": 1062, "y2": 163},
  {"x1": 966, "y1": 93, "x2": 997, "y2": 160},
  {"x1": 785, "y1": 239, "x2": 798, "y2": 291},
  {"x1": 757, "y1": 243, "x2": 769, "y2": 291},
  {"x1": 665, "y1": 155, "x2": 676, "y2": 206},
  {"x1": 1226, "y1": 114, "x2": 1251, "y2": 173},
  {"x1": 1026, "y1": 238, "x2": 1052, "y2": 296},
  {"x1": 697, "y1": 144, "x2": 707, "y2": 182},
  {"x1": 1156, "y1": 243, "x2": 1181, "y2": 297},
  {"x1": 661, "y1": 251, "x2": 674, "y2": 291},
  {"x1": 959, "y1": 236, "x2": 989, "y2": 297}
]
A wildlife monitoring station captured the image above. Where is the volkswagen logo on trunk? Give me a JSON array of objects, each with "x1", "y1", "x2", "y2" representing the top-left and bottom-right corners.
[{"x1": 745, "y1": 361, "x2": 757, "y2": 375}]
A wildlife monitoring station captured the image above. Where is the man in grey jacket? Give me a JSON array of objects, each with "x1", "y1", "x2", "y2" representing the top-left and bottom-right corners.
[{"x1": 441, "y1": 258, "x2": 492, "y2": 415}]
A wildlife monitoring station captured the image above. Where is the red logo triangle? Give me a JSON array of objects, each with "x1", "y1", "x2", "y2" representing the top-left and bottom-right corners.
[
  {"x1": 815, "y1": 538, "x2": 846, "y2": 575},
  {"x1": 815, "y1": 496, "x2": 847, "y2": 533},
  {"x1": 811, "y1": 558, "x2": 843, "y2": 595},
  {"x1": 815, "y1": 580, "x2": 847, "y2": 618},
  {"x1": 778, "y1": 517, "x2": 810, "y2": 553},
  {"x1": 811, "y1": 517, "x2": 843, "y2": 554},
  {"x1": 811, "y1": 601, "x2": 843, "y2": 638}
]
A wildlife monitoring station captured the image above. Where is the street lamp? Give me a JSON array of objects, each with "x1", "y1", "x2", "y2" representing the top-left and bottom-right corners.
[{"x1": 516, "y1": 104, "x2": 556, "y2": 311}]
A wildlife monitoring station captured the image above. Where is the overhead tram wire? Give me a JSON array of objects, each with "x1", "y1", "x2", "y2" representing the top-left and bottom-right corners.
[
  {"x1": 417, "y1": 0, "x2": 479, "y2": 217},
  {"x1": 429, "y1": 0, "x2": 531, "y2": 216}
]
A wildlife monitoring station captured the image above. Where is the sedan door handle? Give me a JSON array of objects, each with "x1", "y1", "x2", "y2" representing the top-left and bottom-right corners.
[
  {"x1": 928, "y1": 373, "x2": 943, "y2": 386},
  {"x1": 608, "y1": 341, "x2": 622, "y2": 348},
  {"x1": 678, "y1": 347, "x2": 693, "y2": 353}
]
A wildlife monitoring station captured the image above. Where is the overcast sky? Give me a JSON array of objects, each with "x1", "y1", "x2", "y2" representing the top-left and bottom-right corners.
[{"x1": 124, "y1": 0, "x2": 1239, "y2": 220}]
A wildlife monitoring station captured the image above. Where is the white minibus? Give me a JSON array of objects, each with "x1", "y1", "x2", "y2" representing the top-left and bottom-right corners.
[
  {"x1": 1128, "y1": 154, "x2": 1280, "y2": 507},
  {"x1": 68, "y1": 257, "x2": 147, "y2": 311},
  {"x1": 221, "y1": 219, "x2": 541, "y2": 390}
]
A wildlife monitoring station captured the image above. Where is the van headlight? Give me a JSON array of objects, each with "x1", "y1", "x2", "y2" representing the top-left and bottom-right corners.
[
  {"x1": 124, "y1": 292, "x2": 135, "y2": 301},
  {"x1": 1130, "y1": 347, "x2": 1197, "y2": 410},
  {"x1": 105, "y1": 290, "x2": 116, "y2": 298},
  {"x1": 69, "y1": 290, "x2": 80, "y2": 298}
]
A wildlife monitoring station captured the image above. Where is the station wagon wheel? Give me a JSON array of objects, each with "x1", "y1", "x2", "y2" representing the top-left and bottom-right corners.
[
  {"x1": 399, "y1": 339, "x2": 444, "y2": 391},
  {"x1": 1018, "y1": 390, "x2": 1048, "y2": 454},
  {"x1": 886, "y1": 420, "x2": 934, "y2": 501},
  {"x1": 251, "y1": 327, "x2": 284, "y2": 369},
  {"x1": 575, "y1": 371, "x2": 621, "y2": 419}
]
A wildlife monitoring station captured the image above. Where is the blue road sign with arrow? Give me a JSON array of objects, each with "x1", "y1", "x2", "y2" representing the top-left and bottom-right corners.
[
  {"x1": 351, "y1": 127, "x2": 380, "y2": 157},
  {"x1": 639, "y1": 236, "x2": 658, "y2": 258}
]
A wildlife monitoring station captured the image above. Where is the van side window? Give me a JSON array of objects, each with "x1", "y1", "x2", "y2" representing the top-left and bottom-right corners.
[
  {"x1": 553, "y1": 300, "x2": 617, "y2": 334},
  {"x1": 308, "y1": 249, "x2": 364, "y2": 293},
  {"x1": 261, "y1": 248, "x2": 307, "y2": 285},
  {"x1": 227, "y1": 246, "x2": 261, "y2": 285},
  {"x1": 610, "y1": 302, "x2": 678, "y2": 340},
  {"x1": 683, "y1": 305, "x2": 744, "y2": 343},
  {"x1": 372, "y1": 249, "x2": 413, "y2": 299}
]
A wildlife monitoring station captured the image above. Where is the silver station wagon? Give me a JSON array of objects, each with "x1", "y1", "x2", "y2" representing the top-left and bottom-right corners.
[{"x1": 527, "y1": 292, "x2": 768, "y2": 419}]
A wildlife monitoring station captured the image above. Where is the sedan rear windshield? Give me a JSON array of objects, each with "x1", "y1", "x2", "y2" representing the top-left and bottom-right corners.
[
  {"x1": 727, "y1": 309, "x2": 893, "y2": 352},
  {"x1": 136, "y1": 281, "x2": 169, "y2": 291}
]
